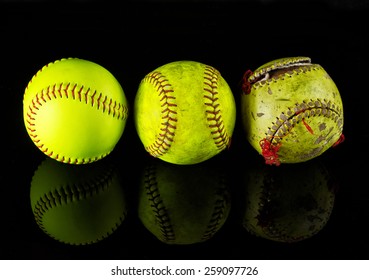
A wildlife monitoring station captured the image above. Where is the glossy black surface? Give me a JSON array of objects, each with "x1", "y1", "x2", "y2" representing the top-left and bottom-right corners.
[{"x1": 1, "y1": 0, "x2": 368, "y2": 260}]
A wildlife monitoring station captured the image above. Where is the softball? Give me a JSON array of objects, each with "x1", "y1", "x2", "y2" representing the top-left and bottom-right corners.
[
  {"x1": 241, "y1": 160, "x2": 336, "y2": 243},
  {"x1": 23, "y1": 58, "x2": 129, "y2": 164},
  {"x1": 134, "y1": 60, "x2": 236, "y2": 165},
  {"x1": 30, "y1": 158, "x2": 127, "y2": 245},
  {"x1": 137, "y1": 159, "x2": 231, "y2": 245},
  {"x1": 241, "y1": 57, "x2": 344, "y2": 165}
]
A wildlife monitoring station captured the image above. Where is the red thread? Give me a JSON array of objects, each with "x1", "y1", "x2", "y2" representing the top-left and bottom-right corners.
[
  {"x1": 144, "y1": 72, "x2": 177, "y2": 157},
  {"x1": 241, "y1": 70, "x2": 254, "y2": 95},
  {"x1": 302, "y1": 118, "x2": 314, "y2": 134},
  {"x1": 260, "y1": 138, "x2": 281, "y2": 166},
  {"x1": 332, "y1": 133, "x2": 345, "y2": 147},
  {"x1": 204, "y1": 66, "x2": 230, "y2": 150}
]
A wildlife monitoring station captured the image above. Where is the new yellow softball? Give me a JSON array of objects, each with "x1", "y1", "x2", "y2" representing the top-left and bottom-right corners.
[
  {"x1": 23, "y1": 58, "x2": 129, "y2": 164},
  {"x1": 134, "y1": 60, "x2": 236, "y2": 165}
]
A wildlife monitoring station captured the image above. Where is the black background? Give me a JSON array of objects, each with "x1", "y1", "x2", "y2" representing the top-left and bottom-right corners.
[{"x1": 1, "y1": 0, "x2": 369, "y2": 260}]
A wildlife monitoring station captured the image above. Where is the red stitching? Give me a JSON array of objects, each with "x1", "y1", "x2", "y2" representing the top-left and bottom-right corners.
[
  {"x1": 84, "y1": 88, "x2": 90, "y2": 104},
  {"x1": 77, "y1": 85, "x2": 83, "y2": 102},
  {"x1": 241, "y1": 69, "x2": 254, "y2": 95},
  {"x1": 57, "y1": 84, "x2": 63, "y2": 98},
  {"x1": 203, "y1": 66, "x2": 231, "y2": 150},
  {"x1": 260, "y1": 138, "x2": 282, "y2": 166},
  {"x1": 144, "y1": 72, "x2": 177, "y2": 157},
  {"x1": 64, "y1": 83, "x2": 70, "y2": 98},
  {"x1": 90, "y1": 90, "x2": 96, "y2": 106}
]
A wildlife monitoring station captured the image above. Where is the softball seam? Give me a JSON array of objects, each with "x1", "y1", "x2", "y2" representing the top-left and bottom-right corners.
[
  {"x1": 33, "y1": 165, "x2": 126, "y2": 245},
  {"x1": 144, "y1": 72, "x2": 177, "y2": 158},
  {"x1": 260, "y1": 98, "x2": 343, "y2": 165},
  {"x1": 25, "y1": 82, "x2": 129, "y2": 164},
  {"x1": 265, "y1": 98, "x2": 343, "y2": 145},
  {"x1": 144, "y1": 164, "x2": 175, "y2": 242},
  {"x1": 248, "y1": 57, "x2": 312, "y2": 83},
  {"x1": 250, "y1": 64, "x2": 321, "y2": 90},
  {"x1": 203, "y1": 66, "x2": 231, "y2": 150}
]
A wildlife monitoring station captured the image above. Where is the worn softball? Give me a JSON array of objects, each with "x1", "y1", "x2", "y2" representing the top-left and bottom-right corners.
[
  {"x1": 241, "y1": 57, "x2": 344, "y2": 165},
  {"x1": 23, "y1": 58, "x2": 129, "y2": 164},
  {"x1": 241, "y1": 160, "x2": 336, "y2": 243},
  {"x1": 137, "y1": 159, "x2": 231, "y2": 245},
  {"x1": 134, "y1": 60, "x2": 236, "y2": 165},
  {"x1": 30, "y1": 158, "x2": 127, "y2": 245}
]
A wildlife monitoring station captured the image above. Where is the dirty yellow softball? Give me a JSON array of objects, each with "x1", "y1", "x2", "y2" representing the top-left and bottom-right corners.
[{"x1": 134, "y1": 61, "x2": 236, "y2": 165}]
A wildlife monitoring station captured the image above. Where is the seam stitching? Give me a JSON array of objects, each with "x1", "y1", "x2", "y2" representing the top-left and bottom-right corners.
[
  {"x1": 144, "y1": 72, "x2": 177, "y2": 157},
  {"x1": 203, "y1": 66, "x2": 231, "y2": 150}
]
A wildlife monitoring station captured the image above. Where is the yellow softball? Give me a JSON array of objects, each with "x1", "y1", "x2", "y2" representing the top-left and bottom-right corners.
[
  {"x1": 241, "y1": 57, "x2": 344, "y2": 165},
  {"x1": 23, "y1": 58, "x2": 129, "y2": 164},
  {"x1": 134, "y1": 61, "x2": 236, "y2": 165}
]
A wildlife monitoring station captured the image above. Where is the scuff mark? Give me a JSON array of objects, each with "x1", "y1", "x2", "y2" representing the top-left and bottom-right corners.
[{"x1": 319, "y1": 123, "x2": 327, "y2": 131}]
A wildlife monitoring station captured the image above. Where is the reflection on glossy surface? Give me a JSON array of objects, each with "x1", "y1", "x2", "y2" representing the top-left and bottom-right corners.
[
  {"x1": 137, "y1": 158, "x2": 231, "y2": 245},
  {"x1": 30, "y1": 158, "x2": 127, "y2": 245},
  {"x1": 241, "y1": 160, "x2": 336, "y2": 243}
]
